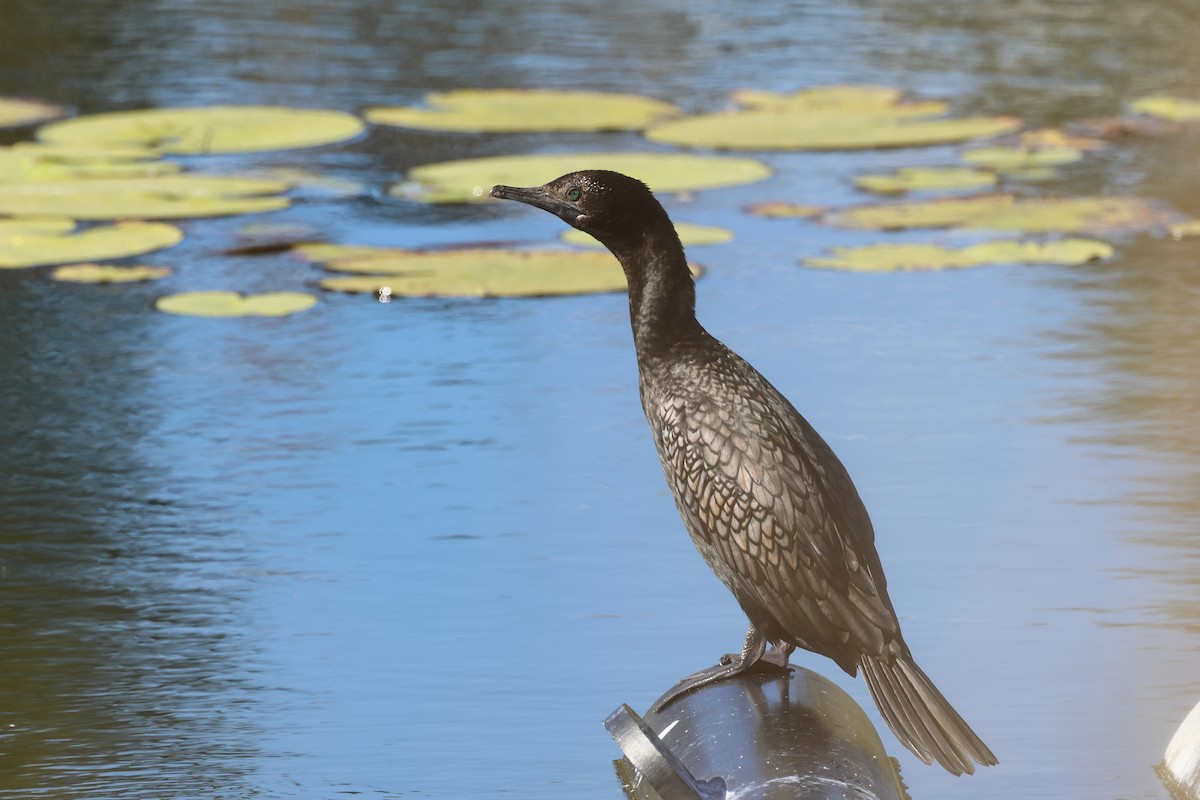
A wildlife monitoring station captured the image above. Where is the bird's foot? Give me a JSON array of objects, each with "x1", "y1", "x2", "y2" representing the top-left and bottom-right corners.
[{"x1": 648, "y1": 625, "x2": 770, "y2": 714}]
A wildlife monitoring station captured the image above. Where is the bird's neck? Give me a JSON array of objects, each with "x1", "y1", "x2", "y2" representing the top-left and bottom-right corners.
[{"x1": 609, "y1": 225, "x2": 703, "y2": 360}]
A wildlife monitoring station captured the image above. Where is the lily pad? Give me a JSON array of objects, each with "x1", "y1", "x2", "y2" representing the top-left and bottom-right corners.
[
  {"x1": 51, "y1": 263, "x2": 172, "y2": 283},
  {"x1": 393, "y1": 151, "x2": 771, "y2": 204},
  {"x1": 305, "y1": 245, "x2": 702, "y2": 298},
  {"x1": 561, "y1": 222, "x2": 733, "y2": 248},
  {"x1": 1169, "y1": 220, "x2": 1200, "y2": 239},
  {"x1": 0, "y1": 97, "x2": 67, "y2": 129},
  {"x1": 1, "y1": 218, "x2": 183, "y2": 268},
  {"x1": 823, "y1": 194, "x2": 1180, "y2": 234},
  {"x1": 155, "y1": 290, "x2": 317, "y2": 317},
  {"x1": 1130, "y1": 95, "x2": 1200, "y2": 122},
  {"x1": 1018, "y1": 128, "x2": 1106, "y2": 151},
  {"x1": 854, "y1": 167, "x2": 996, "y2": 195},
  {"x1": 0, "y1": 175, "x2": 291, "y2": 220},
  {"x1": 805, "y1": 239, "x2": 1113, "y2": 272},
  {"x1": 0, "y1": 142, "x2": 180, "y2": 182},
  {"x1": 644, "y1": 86, "x2": 1020, "y2": 151},
  {"x1": 744, "y1": 202, "x2": 826, "y2": 219},
  {"x1": 960, "y1": 146, "x2": 1083, "y2": 170},
  {"x1": 38, "y1": 106, "x2": 365, "y2": 155},
  {"x1": 365, "y1": 89, "x2": 681, "y2": 133}
]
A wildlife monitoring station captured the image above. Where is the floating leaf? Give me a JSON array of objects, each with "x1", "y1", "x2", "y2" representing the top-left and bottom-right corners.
[
  {"x1": 365, "y1": 89, "x2": 681, "y2": 133},
  {"x1": 561, "y1": 222, "x2": 733, "y2": 248},
  {"x1": 0, "y1": 97, "x2": 67, "y2": 129},
  {"x1": 854, "y1": 167, "x2": 996, "y2": 195},
  {"x1": 805, "y1": 239, "x2": 1113, "y2": 272},
  {"x1": 306, "y1": 246, "x2": 702, "y2": 298},
  {"x1": 0, "y1": 142, "x2": 180, "y2": 182},
  {"x1": 960, "y1": 146, "x2": 1083, "y2": 170},
  {"x1": 393, "y1": 151, "x2": 770, "y2": 204},
  {"x1": 1169, "y1": 220, "x2": 1200, "y2": 239},
  {"x1": 823, "y1": 194, "x2": 1180, "y2": 234},
  {"x1": 1018, "y1": 128, "x2": 1106, "y2": 151},
  {"x1": 645, "y1": 86, "x2": 1019, "y2": 151},
  {"x1": 38, "y1": 106, "x2": 364, "y2": 155},
  {"x1": 1130, "y1": 95, "x2": 1200, "y2": 122},
  {"x1": 51, "y1": 263, "x2": 172, "y2": 283},
  {"x1": 744, "y1": 202, "x2": 825, "y2": 219},
  {"x1": 0, "y1": 218, "x2": 183, "y2": 268},
  {"x1": 0, "y1": 175, "x2": 290, "y2": 220},
  {"x1": 155, "y1": 290, "x2": 317, "y2": 317}
]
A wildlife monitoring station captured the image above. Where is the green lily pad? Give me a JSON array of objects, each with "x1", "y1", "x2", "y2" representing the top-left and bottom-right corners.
[
  {"x1": 365, "y1": 89, "x2": 681, "y2": 133},
  {"x1": 561, "y1": 222, "x2": 733, "y2": 248},
  {"x1": 729, "y1": 86, "x2": 949, "y2": 116},
  {"x1": 51, "y1": 263, "x2": 172, "y2": 283},
  {"x1": 393, "y1": 151, "x2": 771, "y2": 204},
  {"x1": 0, "y1": 218, "x2": 183, "y2": 268},
  {"x1": 0, "y1": 142, "x2": 180, "y2": 182},
  {"x1": 805, "y1": 238, "x2": 1114, "y2": 272},
  {"x1": 155, "y1": 290, "x2": 317, "y2": 317},
  {"x1": 823, "y1": 194, "x2": 1180, "y2": 234},
  {"x1": 0, "y1": 175, "x2": 291, "y2": 220},
  {"x1": 960, "y1": 146, "x2": 1083, "y2": 170},
  {"x1": 645, "y1": 86, "x2": 1019, "y2": 151},
  {"x1": 0, "y1": 97, "x2": 67, "y2": 129},
  {"x1": 744, "y1": 202, "x2": 826, "y2": 219},
  {"x1": 854, "y1": 167, "x2": 996, "y2": 195},
  {"x1": 305, "y1": 245, "x2": 703, "y2": 298},
  {"x1": 1169, "y1": 219, "x2": 1200, "y2": 239},
  {"x1": 38, "y1": 106, "x2": 365, "y2": 155},
  {"x1": 1130, "y1": 95, "x2": 1200, "y2": 122}
]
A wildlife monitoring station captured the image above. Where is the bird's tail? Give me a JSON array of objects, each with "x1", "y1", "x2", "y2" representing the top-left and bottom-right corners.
[{"x1": 859, "y1": 650, "x2": 997, "y2": 776}]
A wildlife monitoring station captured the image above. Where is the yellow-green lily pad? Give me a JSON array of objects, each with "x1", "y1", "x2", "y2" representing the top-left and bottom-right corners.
[
  {"x1": 0, "y1": 97, "x2": 67, "y2": 129},
  {"x1": 0, "y1": 142, "x2": 180, "y2": 182},
  {"x1": 306, "y1": 245, "x2": 703, "y2": 298},
  {"x1": 960, "y1": 146, "x2": 1083, "y2": 170},
  {"x1": 0, "y1": 175, "x2": 291, "y2": 220},
  {"x1": 744, "y1": 202, "x2": 826, "y2": 219},
  {"x1": 805, "y1": 238, "x2": 1113, "y2": 272},
  {"x1": 393, "y1": 151, "x2": 771, "y2": 204},
  {"x1": 823, "y1": 194, "x2": 1179, "y2": 234},
  {"x1": 1130, "y1": 95, "x2": 1200, "y2": 122},
  {"x1": 645, "y1": 86, "x2": 1020, "y2": 151},
  {"x1": 1169, "y1": 219, "x2": 1200, "y2": 239},
  {"x1": 365, "y1": 89, "x2": 681, "y2": 133},
  {"x1": 561, "y1": 222, "x2": 733, "y2": 248},
  {"x1": 854, "y1": 167, "x2": 996, "y2": 195},
  {"x1": 38, "y1": 106, "x2": 365, "y2": 155},
  {"x1": 155, "y1": 290, "x2": 317, "y2": 317},
  {"x1": 1, "y1": 218, "x2": 183, "y2": 268},
  {"x1": 51, "y1": 263, "x2": 173, "y2": 283}
]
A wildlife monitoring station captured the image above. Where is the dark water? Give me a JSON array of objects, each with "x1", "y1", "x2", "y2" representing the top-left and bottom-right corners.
[{"x1": 2, "y1": 2, "x2": 1199, "y2": 798}]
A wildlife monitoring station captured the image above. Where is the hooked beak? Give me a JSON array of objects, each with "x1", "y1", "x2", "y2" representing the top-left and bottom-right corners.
[{"x1": 490, "y1": 184, "x2": 584, "y2": 227}]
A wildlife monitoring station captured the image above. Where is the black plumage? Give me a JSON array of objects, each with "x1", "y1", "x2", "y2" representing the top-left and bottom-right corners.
[{"x1": 491, "y1": 170, "x2": 996, "y2": 776}]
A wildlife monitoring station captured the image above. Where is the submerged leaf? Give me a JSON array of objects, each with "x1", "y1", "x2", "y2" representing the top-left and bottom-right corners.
[
  {"x1": 0, "y1": 97, "x2": 67, "y2": 128},
  {"x1": 561, "y1": 222, "x2": 733, "y2": 248},
  {"x1": 155, "y1": 290, "x2": 317, "y2": 317},
  {"x1": 393, "y1": 151, "x2": 771, "y2": 204},
  {"x1": 854, "y1": 167, "x2": 996, "y2": 195},
  {"x1": 38, "y1": 106, "x2": 364, "y2": 155},
  {"x1": 823, "y1": 194, "x2": 1179, "y2": 234},
  {"x1": 730, "y1": 86, "x2": 948, "y2": 116},
  {"x1": 744, "y1": 202, "x2": 826, "y2": 219},
  {"x1": 1018, "y1": 128, "x2": 1106, "y2": 151},
  {"x1": 805, "y1": 239, "x2": 1113, "y2": 272},
  {"x1": 0, "y1": 175, "x2": 291, "y2": 220},
  {"x1": 51, "y1": 263, "x2": 172, "y2": 283},
  {"x1": 365, "y1": 89, "x2": 681, "y2": 133},
  {"x1": 1169, "y1": 219, "x2": 1200, "y2": 239},
  {"x1": 0, "y1": 219, "x2": 183, "y2": 268},
  {"x1": 1130, "y1": 95, "x2": 1200, "y2": 122},
  {"x1": 960, "y1": 146, "x2": 1083, "y2": 170},
  {"x1": 305, "y1": 245, "x2": 703, "y2": 298}
]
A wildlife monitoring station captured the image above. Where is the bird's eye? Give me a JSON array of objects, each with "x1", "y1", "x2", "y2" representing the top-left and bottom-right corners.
[{"x1": 566, "y1": 187, "x2": 582, "y2": 201}]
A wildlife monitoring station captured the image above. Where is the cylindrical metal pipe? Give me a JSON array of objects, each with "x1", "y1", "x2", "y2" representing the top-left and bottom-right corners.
[
  {"x1": 610, "y1": 666, "x2": 905, "y2": 800},
  {"x1": 1162, "y1": 699, "x2": 1200, "y2": 800}
]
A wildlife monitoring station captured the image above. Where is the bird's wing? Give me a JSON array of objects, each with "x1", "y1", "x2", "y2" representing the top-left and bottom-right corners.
[{"x1": 649, "y1": 356, "x2": 899, "y2": 660}]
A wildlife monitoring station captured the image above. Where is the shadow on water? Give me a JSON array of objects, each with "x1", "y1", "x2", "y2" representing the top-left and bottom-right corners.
[{"x1": 2, "y1": 1, "x2": 1200, "y2": 799}]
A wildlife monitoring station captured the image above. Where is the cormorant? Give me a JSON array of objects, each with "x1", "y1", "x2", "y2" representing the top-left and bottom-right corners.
[{"x1": 491, "y1": 171, "x2": 997, "y2": 775}]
